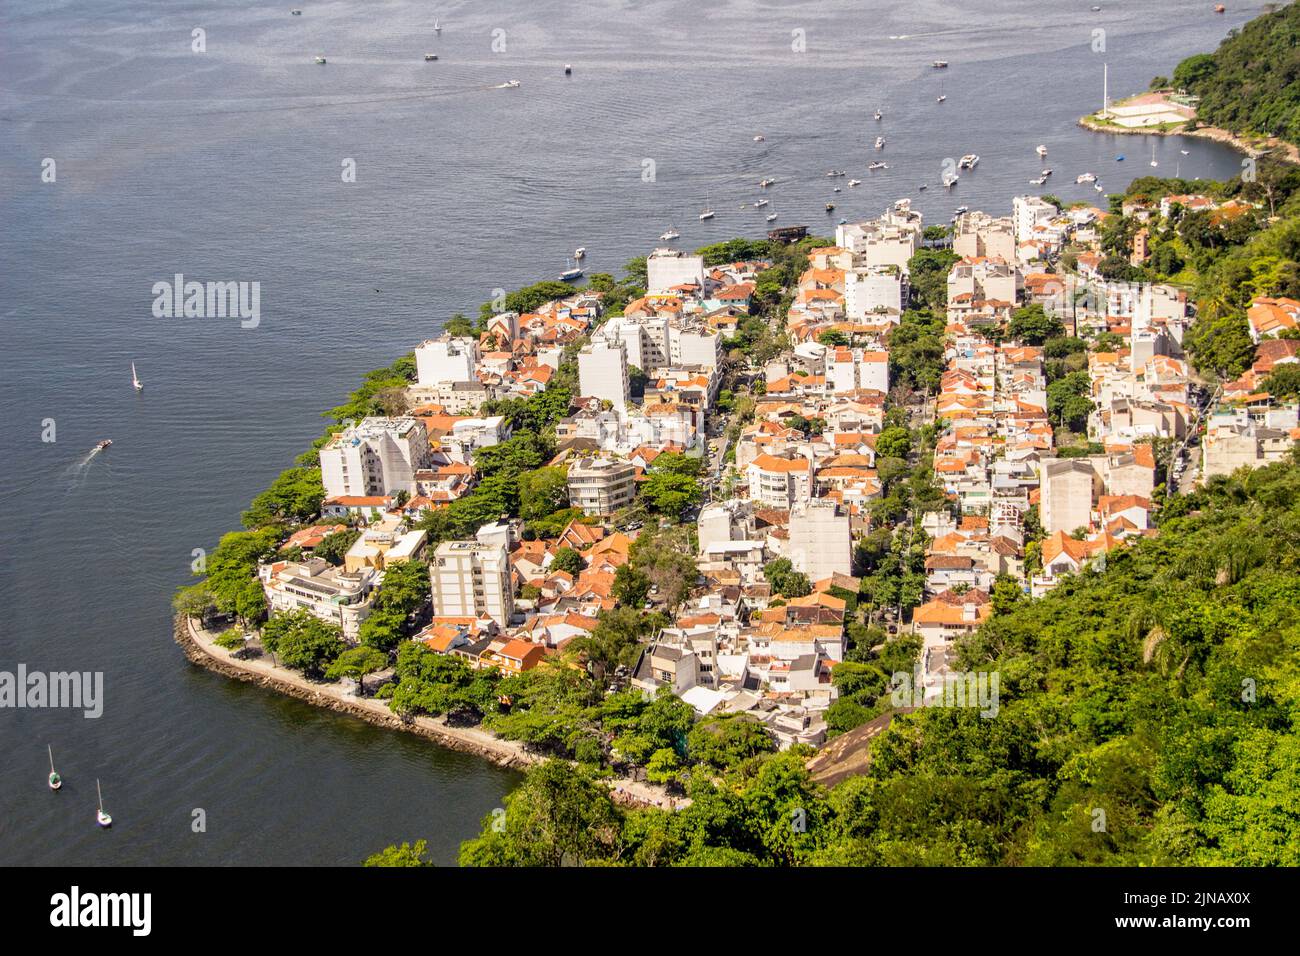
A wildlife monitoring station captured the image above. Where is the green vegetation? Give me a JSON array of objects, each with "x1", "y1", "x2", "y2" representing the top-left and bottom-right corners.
[
  {"x1": 1168, "y1": 3, "x2": 1300, "y2": 145},
  {"x1": 459, "y1": 453, "x2": 1300, "y2": 865}
]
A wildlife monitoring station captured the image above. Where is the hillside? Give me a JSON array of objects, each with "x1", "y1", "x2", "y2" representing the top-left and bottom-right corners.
[
  {"x1": 459, "y1": 454, "x2": 1300, "y2": 865},
  {"x1": 1170, "y1": 2, "x2": 1300, "y2": 145}
]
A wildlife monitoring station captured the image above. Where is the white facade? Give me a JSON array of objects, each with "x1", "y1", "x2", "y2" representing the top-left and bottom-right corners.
[
  {"x1": 844, "y1": 267, "x2": 904, "y2": 320},
  {"x1": 646, "y1": 249, "x2": 706, "y2": 294},
  {"x1": 1040, "y1": 459, "x2": 1095, "y2": 535},
  {"x1": 415, "y1": 336, "x2": 479, "y2": 386},
  {"x1": 430, "y1": 540, "x2": 514, "y2": 625},
  {"x1": 320, "y1": 417, "x2": 430, "y2": 499},
  {"x1": 1012, "y1": 196, "x2": 1058, "y2": 246},
  {"x1": 788, "y1": 499, "x2": 852, "y2": 583},
  {"x1": 578, "y1": 340, "x2": 630, "y2": 409}
]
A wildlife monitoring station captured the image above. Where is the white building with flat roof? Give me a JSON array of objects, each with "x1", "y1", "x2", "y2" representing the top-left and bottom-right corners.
[
  {"x1": 415, "y1": 336, "x2": 480, "y2": 386},
  {"x1": 788, "y1": 499, "x2": 852, "y2": 583},
  {"x1": 647, "y1": 248, "x2": 706, "y2": 294},
  {"x1": 430, "y1": 540, "x2": 514, "y2": 625},
  {"x1": 578, "y1": 340, "x2": 630, "y2": 410},
  {"x1": 320, "y1": 417, "x2": 430, "y2": 499}
]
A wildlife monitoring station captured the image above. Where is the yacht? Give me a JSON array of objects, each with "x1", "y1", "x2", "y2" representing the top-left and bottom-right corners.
[
  {"x1": 868, "y1": 161, "x2": 888, "y2": 170},
  {"x1": 96, "y1": 780, "x2": 112, "y2": 829},
  {"x1": 958, "y1": 154, "x2": 979, "y2": 169},
  {"x1": 874, "y1": 108, "x2": 883, "y2": 121},
  {"x1": 1036, "y1": 144, "x2": 1048, "y2": 157},
  {"x1": 1040, "y1": 168, "x2": 1052, "y2": 177},
  {"x1": 559, "y1": 260, "x2": 584, "y2": 281},
  {"x1": 942, "y1": 173, "x2": 959, "y2": 188},
  {"x1": 932, "y1": 60, "x2": 948, "y2": 68},
  {"x1": 698, "y1": 207, "x2": 715, "y2": 220},
  {"x1": 874, "y1": 136, "x2": 885, "y2": 149},
  {"x1": 434, "y1": 20, "x2": 441, "y2": 32},
  {"x1": 660, "y1": 227, "x2": 680, "y2": 241},
  {"x1": 95, "y1": 439, "x2": 112, "y2": 451},
  {"x1": 132, "y1": 362, "x2": 143, "y2": 391},
  {"x1": 1029, "y1": 175, "x2": 1047, "y2": 185},
  {"x1": 425, "y1": 53, "x2": 438, "y2": 61},
  {"x1": 574, "y1": 247, "x2": 586, "y2": 259},
  {"x1": 759, "y1": 177, "x2": 776, "y2": 187},
  {"x1": 754, "y1": 198, "x2": 769, "y2": 207},
  {"x1": 765, "y1": 212, "x2": 778, "y2": 221},
  {"x1": 1076, "y1": 172, "x2": 1097, "y2": 184},
  {"x1": 848, "y1": 178, "x2": 862, "y2": 187},
  {"x1": 502, "y1": 79, "x2": 521, "y2": 88},
  {"x1": 753, "y1": 134, "x2": 765, "y2": 142}
]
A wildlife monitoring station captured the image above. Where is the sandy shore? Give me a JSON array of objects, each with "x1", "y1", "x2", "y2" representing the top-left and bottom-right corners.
[{"x1": 174, "y1": 614, "x2": 684, "y2": 809}]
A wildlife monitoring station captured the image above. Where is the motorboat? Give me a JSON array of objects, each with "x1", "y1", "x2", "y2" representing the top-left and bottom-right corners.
[
  {"x1": 559, "y1": 260, "x2": 584, "y2": 281},
  {"x1": 1076, "y1": 172, "x2": 1097, "y2": 184},
  {"x1": 754, "y1": 198, "x2": 769, "y2": 207},
  {"x1": 759, "y1": 177, "x2": 775, "y2": 187},
  {"x1": 825, "y1": 202, "x2": 836, "y2": 212},
  {"x1": 848, "y1": 178, "x2": 862, "y2": 187},
  {"x1": 942, "y1": 173, "x2": 959, "y2": 188},
  {"x1": 95, "y1": 439, "x2": 112, "y2": 451},
  {"x1": 425, "y1": 53, "x2": 438, "y2": 61},
  {"x1": 932, "y1": 60, "x2": 948, "y2": 68},
  {"x1": 958, "y1": 154, "x2": 979, "y2": 169},
  {"x1": 574, "y1": 247, "x2": 586, "y2": 259},
  {"x1": 314, "y1": 56, "x2": 326, "y2": 64},
  {"x1": 753, "y1": 134, "x2": 765, "y2": 142},
  {"x1": 874, "y1": 136, "x2": 885, "y2": 149},
  {"x1": 765, "y1": 212, "x2": 778, "y2": 221},
  {"x1": 874, "y1": 109, "x2": 883, "y2": 121},
  {"x1": 868, "y1": 161, "x2": 888, "y2": 170},
  {"x1": 660, "y1": 228, "x2": 680, "y2": 241}
]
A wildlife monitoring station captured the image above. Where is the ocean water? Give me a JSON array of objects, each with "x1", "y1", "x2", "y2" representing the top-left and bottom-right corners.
[{"x1": 0, "y1": 0, "x2": 1252, "y2": 865}]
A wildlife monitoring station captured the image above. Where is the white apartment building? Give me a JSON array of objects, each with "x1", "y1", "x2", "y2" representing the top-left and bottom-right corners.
[
  {"x1": 319, "y1": 417, "x2": 430, "y2": 499},
  {"x1": 844, "y1": 266, "x2": 905, "y2": 320},
  {"x1": 1039, "y1": 458, "x2": 1096, "y2": 535},
  {"x1": 259, "y1": 558, "x2": 377, "y2": 642},
  {"x1": 746, "y1": 454, "x2": 813, "y2": 508},
  {"x1": 828, "y1": 348, "x2": 889, "y2": 395},
  {"x1": 430, "y1": 540, "x2": 514, "y2": 625},
  {"x1": 415, "y1": 336, "x2": 479, "y2": 386},
  {"x1": 646, "y1": 248, "x2": 706, "y2": 294},
  {"x1": 788, "y1": 499, "x2": 852, "y2": 583},
  {"x1": 578, "y1": 339, "x2": 630, "y2": 409},
  {"x1": 567, "y1": 456, "x2": 638, "y2": 516},
  {"x1": 1012, "y1": 196, "x2": 1058, "y2": 245},
  {"x1": 953, "y1": 212, "x2": 1016, "y2": 261}
]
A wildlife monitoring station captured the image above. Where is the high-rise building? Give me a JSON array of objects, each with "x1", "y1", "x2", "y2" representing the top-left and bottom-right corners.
[
  {"x1": 319, "y1": 417, "x2": 430, "y2": 499},
  {"x1": 578, "y1": 340, "x2": 630, "y2": 409},
  {"x1": 788, "y1": 499, "x2": 852, "y2": 583},
  {"x1": 567, "y1": 456, "x2": 637, "y2": 516},
  {"x1": 430, "y1": 540, "x2": 514, "y2": 625},
  {"x1": 415, "y1": 336, "x2": 480, "y2": 386},
  {"x1": 1039, "y1": 459, "x2": 1096, "y2": 535}
]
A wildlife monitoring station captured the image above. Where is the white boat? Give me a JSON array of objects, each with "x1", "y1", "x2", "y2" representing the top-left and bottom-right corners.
[
  {"x1": 1095, "y1": 183, "x2": 1104, "y2": 192},
  {"x1": 874, "y1": 109, "x2": 883, "y2": 121},
  {"x1": 1036, "y1": 144, "x2": 1048, "y2": 156},
  {"x1": 1076, "y1": 172, "x2": 1097, "y2": 184},
  {"x1": 132, "y1": 361, "x2": 143, "y2": 391},
  {"x1": 942, "y1": 173, "x2": 959, "y2": 188},
  {"x1": 1180, "y1": 149, "x2": 1189, "y2": 155},
  {"x1": 1150, "y1": 143, "x2": 1158, "y2": 167},
  {"x1": 759, "y1": 177, "x2": 775, "y2": 187},
  {"x1": 95, "y1": 439, "x2": 112, "y2": 451},
  {"x1": 573, "y1": 247, "x2": 586, "y2": 259},
  {"x1": 1029, "y1": 176, "x2": 1047, "y2": 185},
  {"x1": 954, "y1": 205, "x2": 969, "y2": 215},
  {"x1": 559, "y1": 259, "x2": 584, "y2": 281},
  {"x1": 765, "y1": 212, "x2": 778, "y2": 222},
  {"x1": 49, "y1": 745, "x2": 61, "y2": 791},
  {"x1": 825, "y1": 202, "x2": 836, "y2": 212},
  {"x1": 874, "y1": 136, "x2": 885, "y2": 149},
  {"x1": 314, "y1": 56, "x2": 326, "y2": 64},
  {"x1": 502, "y1": 79, "x2": 521, "y2": 88},
  {"x1": 434, "y1": 20, "x2": 441, "y2": 33},
  {"x1": 660, "y1": 228, "x2": 680, "y2": 241},
  {"x1": 96, "y1": 779, "x2": 112, "y2": 828},
  {"x1": 868, "y1": 161, "x2": 888, "y2": 170},
  {"x1": 698, "y1": 208, "x2": 714, "y2": 220},
  {"x1": 564, "y1": 64, "x2": 572, "y2": 75},
  {"x1": 425, "y1": 53, "x2": 438, "y2": 61},
  {"x1": 932, "y1": 60, "x2": 948, "y2": 68},
  {"x1": 753, "y1": 134, "x2": 765, "y2": 142},
  {"x1": 832, "y1": 186, "x2": 842, "y2": 193},
  {"x1": 958, "y1": 154, "x2": 979, "y2": 169},
  {"x1": 754, "y1": 198, "x2": 769, "y2": 207},
  {"x1": 848, "y1": 178, "x2": 862, "y2": 187},
  {"x1": 1040, "y1": 168, "x2": 1052, "y2": 176}
]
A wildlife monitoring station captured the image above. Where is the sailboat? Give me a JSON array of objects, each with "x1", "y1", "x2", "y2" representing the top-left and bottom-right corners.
[
  {"x1": 96, "y1": 779, "x2": 112, "y2": 828},
  {"x1": 936, "y1": 78, "x2": 946, "y2": 103},
  {"x1": 131, "y1": 361, "x2": 143, "y2": 392},
  {"x1": 48, "y1": 745, "x2": 61, "y2": 791},
  {"x1": 699, "y1": 192, "x2": 715, "y2": 220},
  {"x1": 660, "y1": 227, "x2": 680, "y2": 241},
  {"x1": 558, "y1": 258, "x2": 584, "y2": 281},
  {"x1": 434, "y1": 20, "x2": 441, "y2": 33},
  {"x1": 1150, "y1": 143, "x2": 1158, "y2": 167}
]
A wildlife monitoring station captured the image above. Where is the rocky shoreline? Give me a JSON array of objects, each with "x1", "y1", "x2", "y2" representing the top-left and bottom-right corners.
[
  {"x1": 1077, "y1": 115, "x2": 1299, "y2": 164},
  {"x1": 173, "y1": 613, "x2": 538, "y2": 772}
]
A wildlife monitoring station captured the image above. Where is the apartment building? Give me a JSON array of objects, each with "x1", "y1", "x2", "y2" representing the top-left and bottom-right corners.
[
  {"x1": 259, "y1": 558, "x2": 377, "y2": 642},
  {"x1": 577, "y1": 339, "x2": 630, "y2": 409},
  {"x1": 319, "y1": 417, "x2": 430, "y2": 499},
  {"x1": 567, "y1": 456, "x2": 637, "y2": 516},
  {"x1": 646, "y1": 248, "x2": 706, "y2": 294},
  {"x1": 415, "y1": 336, "x2": 479, "y2": 386},
  {"x1": 787, "y1": 499, "x2": 852, "y2": 583},
  {"x1": 1039, "y1": 458, "x2": 1096, "y2": 535},
  {"x1": 430, "y1": 540, "x2": 514, "y2": 626}
]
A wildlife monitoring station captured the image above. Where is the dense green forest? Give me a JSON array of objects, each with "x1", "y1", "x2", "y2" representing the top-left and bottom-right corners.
[
  {"x1": 1168, "y1": 2, "x2": 1300, "y2": 144},
  {"x1": 457, "y1": 453, "x2": 1300, "y2": 865}
]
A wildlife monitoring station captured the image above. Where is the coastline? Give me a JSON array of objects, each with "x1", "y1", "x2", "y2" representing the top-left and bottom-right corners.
[
  {"x1": 173, "y1": 613, "x2": 683, "y2": 809},
  {"x1": 1077, "y1": 115, "x2": 1300, "y2": 164}
]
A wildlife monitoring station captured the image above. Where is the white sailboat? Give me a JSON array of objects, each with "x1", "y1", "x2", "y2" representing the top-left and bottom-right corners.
[
  {"x1": 131, "y1": 361, "x2": 143, "y2": 392},
  {"x1": 48, "y1": 745, "x2": 61, "y2": 791},
  {"x1": 660, "y1": 227, "x2": 680, "y2": 241},
  {"x1": 699, "y1": 191, "x2": 715, "y2": 220},
  {"x1": 96, "y1": 779, "x2": 112, "y2": 828},
  {"x1": 1150, "y1": 143, "x2": 1158, "y2": 167}
]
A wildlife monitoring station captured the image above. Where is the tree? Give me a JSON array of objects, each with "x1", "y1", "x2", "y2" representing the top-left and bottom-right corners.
[
  {"x1": 1006, "y1": 304, "x2": 1065, "y2": 346},
  {"x1": 364, "y1": 840, "x2": 434, "y2": 867},
  {"x1": 1047, "y1": 370, "x2": 1094, "y2": 431},
  {"x1": 875, "y1": 426, "x2": 912, "y2": 460},
  {"x1": 314, "y1": 528, "x2": 361, "y2": 566},
  {"x1": 358, "y1": 559, "x2": 430, "y2": 651},
  {"x1": 641, "y1": 470, "x2": 703, "y2": 518},
  {"x1": 326, "y1": 646, "x2": 390, "y2": 694},
  {"x1": 205, "y1": 528, "x2": 281, "y2": 624},
  {"x1": 817, "y1": 330, "x2": 850, "y2": 347},
  {"x1": 612, "y1": 564, "x2": 651, "y2": 607},
  {"x1": 262, "y1": 611, "x2": 344, "y2": 678},
  {"x1": 551, "y1": 547, "x2": 586, "y2": 576},
  {"x1": 173, "y1": 582, "x2": 217, "y2": 625},
  {"x1": 213, "y1": 629, "x2": 247, "y2": 655},
  {"x1": 763, "y1": 558, "x2": 812, "y2": 598},
  {"x1": 1263, "y1": 364, "x2": 1300, "y2": 402}
]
